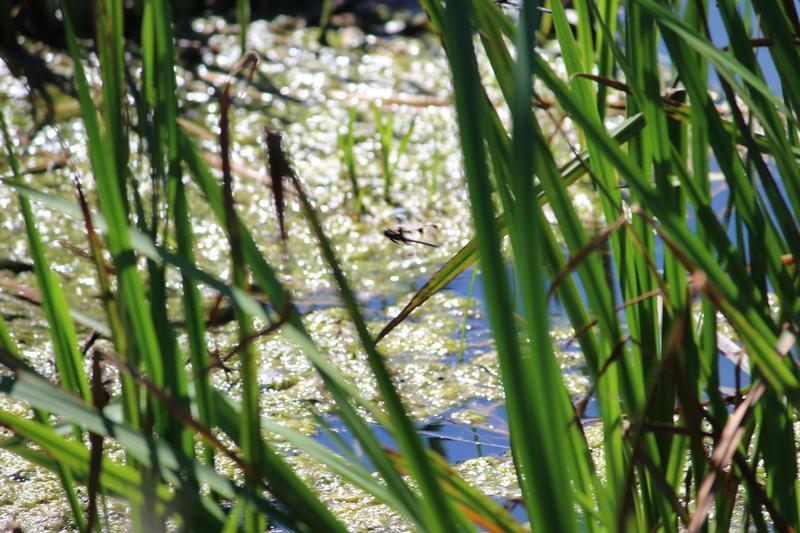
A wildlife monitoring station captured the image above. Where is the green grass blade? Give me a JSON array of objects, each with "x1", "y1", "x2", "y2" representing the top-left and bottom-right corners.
[
  {"x1": 443, "y1": 2, "x2": 581, "y2": 530},
  {"x1": 1, "y1": 114, "x2": 90, "y2": 401},
  {"x1": 392, "y1": 116, "x2": 416, "y2": 173},
  {"x1": 0, "y1": 431, "x2": 223, "y2": 530},
  {"x1": 1, "y1": 111, "x2": 92, "y2": 529},
  {"x1": 713, "y1": 0, "x2": 800, "y2": 260},
  {"x1": 94, "y1": 0, "x2": 128, "y2": 209},
  {"x1": 61, "y1": 0, "x2": 165, "y2": 394},
  {"x1": 504, "y1": 3, "x2": 587, "y2": 527},
  {"x1": 633, "y1": 0, "x2": 798, "y2": 130},
  {"x1": 236, "y1": 0, "x2": 250, "y2": 54},
  {"x1": 142, "y1": 0, "x2": 199, "y2": 458},
  {"x1": 1, "y1": 176, "x2": 383, "y2": 419}
]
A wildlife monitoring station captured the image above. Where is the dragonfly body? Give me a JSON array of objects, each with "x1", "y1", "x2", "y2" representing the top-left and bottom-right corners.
[{"x1": 383, "y1": 227, "x2": 438, "y2": 247}]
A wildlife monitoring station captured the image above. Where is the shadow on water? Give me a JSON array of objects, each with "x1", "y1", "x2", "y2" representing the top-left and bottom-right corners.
[{"x1": 316, "y1": 398, "x2": 510, "y2": 469}]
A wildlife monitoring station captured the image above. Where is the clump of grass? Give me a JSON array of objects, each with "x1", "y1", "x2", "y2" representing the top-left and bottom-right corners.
[
  {"x1": 373, "y1": 103, "x2": 416, "y2": 204},
  {"x1": 337, "y1": 107, "x2": 364, "y2": 219}
]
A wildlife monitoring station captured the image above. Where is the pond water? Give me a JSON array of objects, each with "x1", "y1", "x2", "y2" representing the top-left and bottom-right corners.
[{"x1": 0, "y1": 6, "x2": 764, "y2": 530}]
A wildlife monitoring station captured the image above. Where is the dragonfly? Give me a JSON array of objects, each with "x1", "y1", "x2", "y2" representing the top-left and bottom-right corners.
[{"x1": 383, "y1": 225, "x2": 439, "y2": 248}]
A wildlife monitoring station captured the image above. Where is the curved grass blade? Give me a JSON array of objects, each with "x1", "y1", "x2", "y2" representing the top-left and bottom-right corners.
[
  {"x1": 0, "y1": 177, "x2": 381, "y2": 420},
  {"x1": 0, "y1": 318, "x2": 87, "y2": 530},
  {"x1": 0, "y1": 360, "x2": 227, "y2": 528},
  {"x1": 0, "y1": 113, "x2": 89, "y2": 402},
  {"x1": 633, "y1": 0, "x2": 798, "y2": 131},
  {"x1": 384, "y1": 448, "x2": 526, "y2": 533},
  {"x1": 61, "y1": 0, "x2": 166, "y2": 404},
  {"x1": 100, "y1": 348, "x2": 347, "y2": 533}
]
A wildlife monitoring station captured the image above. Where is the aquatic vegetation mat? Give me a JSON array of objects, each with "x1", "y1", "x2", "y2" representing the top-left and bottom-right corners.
[{"x1": 1, "y1": 0, "x2": 799, "y2": 531}]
